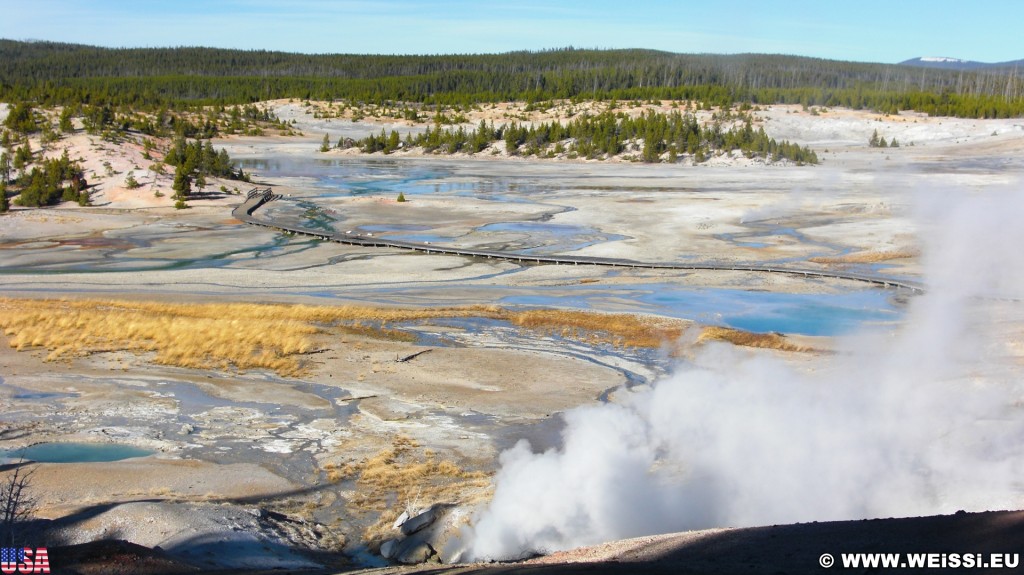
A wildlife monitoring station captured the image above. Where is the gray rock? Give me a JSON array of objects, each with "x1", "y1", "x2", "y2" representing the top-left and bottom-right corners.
[
  {"x1": 399, "y1": 503, "x2": 451, "y2": 536},
  {"x1": 379, "y1": 538, "x2": 398, "y2": 560},
  {"x1": 391, "y1": 510, "x2": 410, "y2": 530},
  {"x1": 180, "y1": 423, "x2": 195, "y2": 435},
  {"x1": 393, "y1": 538, "x2": 435, "y2": 565},
  {"x1": 380, "y1": 504, "x2": 468, "y2": 564}
]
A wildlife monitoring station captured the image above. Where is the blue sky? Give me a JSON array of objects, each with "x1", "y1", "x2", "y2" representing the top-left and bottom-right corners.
[{"x1": 2, "y1": 0, "x2": 1021, "y2": 63}]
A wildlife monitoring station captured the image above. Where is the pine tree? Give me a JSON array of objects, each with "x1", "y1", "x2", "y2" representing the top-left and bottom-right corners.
[
  {"x1": 58, "y1": 108, "x2": 74, "y2": 133},
  {"x1": 13, "y1": 143, "x2": 32, "y2": 176},
  {"x1": 319, "y1": 133, "x2": 330, "y2": 152},
  {"x1": 202, "y1": 141, "x2": 217, "y2": 173},
  {"x1": 216, "y1": 149, "x2": 230, "y2": 175},
  {"x1": 3, "y1": 102, "x2": 36, "y2": 134},
  {"x1": 385, "y1": 130, "x2": 400, "y2": 154},
  {"x1": 504, "y1": 123, "x2": 520, "y2": 155},
  {"x1": 172, "y1": 164, "x2": 191, "y2": 200},
  {"x1": 0, "y1": 181, "x2": 8, "y2": 212}
]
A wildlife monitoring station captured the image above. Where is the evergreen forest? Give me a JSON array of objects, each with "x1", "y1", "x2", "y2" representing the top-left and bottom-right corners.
[{"x1": 2, "y1": 41, "x2": 1022, "y2": 118}]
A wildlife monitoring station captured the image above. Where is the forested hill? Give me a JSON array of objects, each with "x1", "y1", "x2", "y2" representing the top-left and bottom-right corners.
[
  {"x1": 899, "y1": 56, "x2": 1024, "y2": 71},
  {"x1": 1, "y1": 41, "x2": 1022, "y2": 117}
]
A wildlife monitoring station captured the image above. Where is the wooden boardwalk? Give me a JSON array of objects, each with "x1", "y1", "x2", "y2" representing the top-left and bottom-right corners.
[{"x1": 233, "y1": 188, "x2": 925, "y2": 294}]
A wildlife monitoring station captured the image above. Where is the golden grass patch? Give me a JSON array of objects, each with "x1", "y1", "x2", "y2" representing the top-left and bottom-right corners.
[
  {"x1": 0, "y1": 298, "x2": 803, "y2": 378},
  {"x1": 0, "y1": 298, "x2": 503, "y2": 376},
  {"x1": 0, "y1": 298, "x2": 318, "y2": 376},
  {"x1": 809, "y1": 250, "x2": 918, "y2": 265},
  {"x1": 697, "y1": 325, "x2": 809, "y2": 352},
  {"x1": 0, "y1": 298, "x2": 695, "y2": 377},
  {"x1": 507, "y1": 309, "x2": 687, "y2": 348},
  {"x1": 340, "y1": 322, "x2": 417, "y2": 343}
]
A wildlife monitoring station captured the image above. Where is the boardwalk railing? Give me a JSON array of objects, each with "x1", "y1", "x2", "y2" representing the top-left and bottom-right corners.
[{"x1": 232, "y1": 191, "x2": 925, "y2": 294}]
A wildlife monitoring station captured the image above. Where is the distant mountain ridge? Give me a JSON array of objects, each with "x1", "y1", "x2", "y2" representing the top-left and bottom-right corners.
[{"x1": 901, "y1": 56, "x2": 1024, "y2": 71}]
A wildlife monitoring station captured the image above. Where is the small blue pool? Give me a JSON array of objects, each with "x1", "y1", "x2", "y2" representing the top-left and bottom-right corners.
[{"x1": 502, "y1": 284, "x2": 901, "y2": 337}]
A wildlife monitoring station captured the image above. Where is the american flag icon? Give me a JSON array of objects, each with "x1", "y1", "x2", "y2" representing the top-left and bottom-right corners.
[{"x1": 0, "y1": 547, "x2": 25, "y2": 563}]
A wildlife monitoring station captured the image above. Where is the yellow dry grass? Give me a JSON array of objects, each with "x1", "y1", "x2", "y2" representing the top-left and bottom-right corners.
[
  {"x1": 0, "y1": 298, "x2": 318, "y2": 376},
  {"x1": 340, "y1": 323, "x2": 417, "y2": 343},
  {"x1": 0, "y1": 298, "x2": 695, "y2": 377},
  {"x1": 332, "y1": 436, "x2": 491, "y2": 545},
  {"x1": 0, "y1": 298, "x2": 800, "y2": 378},
  {"x1": 0, "y1": 298, "x2": 504, "y2": 376},
  {"x1": 507, "y1": 309, "x2": 687, "y2": 348},
  {"x1": 697, "y1": 326, "x2": 809, "y2": 352},
  {"x1": 809, "y1": 250, "x2": 918, "y2": 264}
]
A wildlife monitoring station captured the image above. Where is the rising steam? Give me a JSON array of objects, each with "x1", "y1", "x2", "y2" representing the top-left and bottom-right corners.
[{"x1": 459, "y1": 188, "x2": 1024, "y2": 561}]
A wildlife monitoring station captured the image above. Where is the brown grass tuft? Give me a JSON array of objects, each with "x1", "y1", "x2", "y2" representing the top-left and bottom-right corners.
[
  {"x1": 336, "y1": 436, "x2": 491, "y2": 546},
  {"x1": 698, "y1": 326, "x2": 809, "y2": 352},
  {"x1": 340, "y1": 323, "x2": 416, "y2": 342},
  {"x1": 507, "y1": 309, "x2": 687, "y2": 348},
  {"x1": 810, "y1": 250, "x2": 918, "y2": 265}
]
